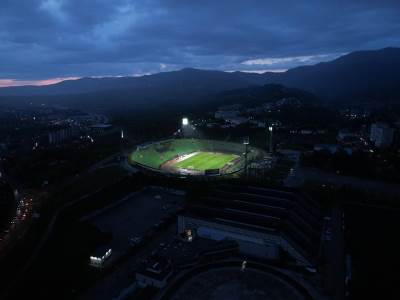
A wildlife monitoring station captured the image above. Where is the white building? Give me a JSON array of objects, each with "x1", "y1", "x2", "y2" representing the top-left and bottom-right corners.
[
  {"x1": 89, "y1": 246, "x2": 112, "y2": 268},
  {"x1": 370, "y1": 123, "x2": 394, "y2": 148}
]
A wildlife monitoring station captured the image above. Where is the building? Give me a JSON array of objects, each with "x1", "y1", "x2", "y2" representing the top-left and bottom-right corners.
[
  {"x1": 314, "y1": 144, "x2": 353, "y2": 155},
  {"x1": 0, "y1": 180, "x2": 14, "y2": 230},
  {"x1": 246, "y1": 107, "x2": 264, "y2": 115},
  {"x1": 370, "y1": 122, "x2": 394, "y2": 148},
  {"x1": 136, "y1": 257, "x2": 173, "y2": 288},
  {"x1": 90, "y1": 123, "x2": 113, "y2": 135},
  {"x1": 218, "y1": 104, "x2": 241, "y2": 111},
  {"x1": 299, "y1": 129, "x2": 313, "y2": 135},
  {"x1": 275, "y1": 97, "x2": 301, "y2": 107},
  {"x1": 214, "y1": 110, "x2": 239, "y2": 120},
  {"x1": 89, "y1": 246, "x2": 112, "y2": 268},
  {"x1": 136, "y1": 237, "x2": 237, "y2": 289},
  {"x1": 224, "y1": 116, "x2": 248, "y2": 126},
  {"x1": 178, "y1": 185, "x2": 323, "y2": 267},
  {"x1": 48, "y1": 125, "x2": 79, "y2": 144},
  {"x1": 249, "y1": 120, "x2": 266, "y2": 128},
  {"x1": 263, "y1": 102, "x2": 275, "y2": 111},
  {"x1": 337, "y1": 129, "x2": 358, "y2": 141}
]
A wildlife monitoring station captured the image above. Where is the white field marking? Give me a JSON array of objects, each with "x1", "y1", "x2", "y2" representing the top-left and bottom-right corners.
[{"x1": 174, "y1": 151, "x2": 199, "y2": 163}]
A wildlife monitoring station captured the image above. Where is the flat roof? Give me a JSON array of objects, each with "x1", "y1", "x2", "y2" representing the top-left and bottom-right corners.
[
  {"x1": 91, "y1": 123, "x2": 112, "y2": 128},
  {"x1": 92, "y1": 245, "x2": 111, "y2": 257}
]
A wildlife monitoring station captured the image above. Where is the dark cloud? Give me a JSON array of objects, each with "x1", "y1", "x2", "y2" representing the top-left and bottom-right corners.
[{"x1": 0, "y1": 0, "x2": 399, "y2": 83}]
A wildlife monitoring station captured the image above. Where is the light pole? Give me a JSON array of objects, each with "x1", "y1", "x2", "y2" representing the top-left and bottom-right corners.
[
  {"x1": 120, "y1": 128, "x2": 125, "y2": 158},
  {"x1": 268, "y1": 126, "x2": 273, "y2": 154},
  {"x1": 243, "y1": 137, "x2": 249, "y2": 178},
  {"x1": 181, "y1": 117, "x2": 188, "y2": 137}
]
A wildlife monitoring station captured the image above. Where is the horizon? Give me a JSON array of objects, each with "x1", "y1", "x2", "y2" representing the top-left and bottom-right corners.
[
  {"x1": 1, "y1": 1, "x2": 399, "y2": 87},
  {"x1": 0, "y1": 46, "x2": 395, "y2": 88},
  {"x1": 0, "y1": 66, "x2": 290, "y2": 88}
]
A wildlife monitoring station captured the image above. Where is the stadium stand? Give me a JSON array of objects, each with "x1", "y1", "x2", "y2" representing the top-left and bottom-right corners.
[{"x1": 179, "y1": 184, "x2": 323, "y2": 267}]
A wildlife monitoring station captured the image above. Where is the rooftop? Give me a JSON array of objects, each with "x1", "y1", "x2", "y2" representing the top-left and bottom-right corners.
[{"x1": 184, "y1": 185, "x2": 322, "y2": 263}]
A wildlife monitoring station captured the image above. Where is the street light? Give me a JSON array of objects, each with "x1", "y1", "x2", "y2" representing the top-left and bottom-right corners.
[{"x1": 182, "y1": 117, "x2": 189, "y2": 126}]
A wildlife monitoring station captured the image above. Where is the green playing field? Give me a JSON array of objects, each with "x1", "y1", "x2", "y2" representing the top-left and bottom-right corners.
[{"x1": 172, "y1": 152, "x2": 238, "y2": 171}]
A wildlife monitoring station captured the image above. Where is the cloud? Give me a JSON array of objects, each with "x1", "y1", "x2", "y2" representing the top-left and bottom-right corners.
[
  {"x1": 0, "y1": 0, "x2": 399, "y2": 84},
  {"x1": 227, "y1": 69, "x2": 288, "y2": 74},
  {"x1": 39, "y1": 0, "x2": 68, "y2": 22},
  {"x1": 91, "y1": 3, "x2": 140, "y2": 48},
  {"x1": 242, "y1": 54, "x2": 332, "y2": 66},
  {"x1": 0, "y1": 77, "x2": 80, "y2": 87}
]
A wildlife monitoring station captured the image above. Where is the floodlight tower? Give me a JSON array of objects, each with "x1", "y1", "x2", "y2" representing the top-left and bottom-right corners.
[
  {"x1": 243, "y1": 137, "x2": 250, "y2": 178},
  {"x1": 120, "y1": 128, "x2": 125, "y2": 157},
  {"x1": 268, "y1": 125, "x2": 273, "y2": 154},
  {"x1": 181, "y1": 117, "x2": 189, "y2": 138}
]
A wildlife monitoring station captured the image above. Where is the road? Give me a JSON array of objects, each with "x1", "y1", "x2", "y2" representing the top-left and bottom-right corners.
[
  {"x1": 0, "y1": 146, "x2": 135, "y2": 300},
  {"x1": 0, "y1": 178, "x2": 126, "y2": 300}
]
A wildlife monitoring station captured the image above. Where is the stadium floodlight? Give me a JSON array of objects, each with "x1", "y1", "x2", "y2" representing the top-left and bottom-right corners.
[
  {"x1": 269, "y1": 126, "x2": 273, "y2": 153},
  {"x1": 243, "y1": 137, "x2": 249, "y2": 178},
  {"x1": 182, "y1": 117, "x2": 189, "y2": 126}
]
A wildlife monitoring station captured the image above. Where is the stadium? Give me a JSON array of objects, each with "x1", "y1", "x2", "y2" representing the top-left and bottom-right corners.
[{"x1": 129, "y1": 138, "x2": 266, "y2": 177}]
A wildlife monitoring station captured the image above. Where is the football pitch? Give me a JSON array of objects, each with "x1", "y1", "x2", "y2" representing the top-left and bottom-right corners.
[{"x1": 172, "y1": 152, "x2": 238, "y2": 171}]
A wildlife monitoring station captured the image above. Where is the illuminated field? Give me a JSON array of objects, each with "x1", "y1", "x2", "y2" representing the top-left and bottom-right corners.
[
  {"x1": 129, "y1": 138, "x2": 266, "y2": 176},
  {"x1": 172, "y1": 152, "x2": 238, "y2": 171}
]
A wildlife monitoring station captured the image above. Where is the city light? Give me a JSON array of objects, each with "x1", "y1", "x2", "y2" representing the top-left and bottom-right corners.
[
  {"x1": 182, "y1": 117, "x2": 189, "y2": 126},
  {"x1": 269, "y1": 126, "x2": 273, "y2": 132}
]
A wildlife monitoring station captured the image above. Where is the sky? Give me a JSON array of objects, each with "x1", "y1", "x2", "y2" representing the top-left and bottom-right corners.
[{"x1": 0, "y1": 0, "x2": 399, "y2": 87}]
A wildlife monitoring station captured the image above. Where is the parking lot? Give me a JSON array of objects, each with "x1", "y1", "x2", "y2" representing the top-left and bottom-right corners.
[{"x1": 86, "y1": 187, "x2": 184, "y2": 255}]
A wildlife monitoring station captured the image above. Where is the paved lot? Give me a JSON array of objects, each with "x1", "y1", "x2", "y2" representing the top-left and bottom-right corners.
[
  {"x1": 88, "y1": 187, "x2": 184, "y2": 254},
  {"x1": 79, "y1": 187, "x2": 184, "y2": 300}
]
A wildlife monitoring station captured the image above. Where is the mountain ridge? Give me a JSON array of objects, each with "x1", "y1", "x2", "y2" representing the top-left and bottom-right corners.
[{"x1": 1, "y1": 47, "x2": 400, "y2": 108}]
